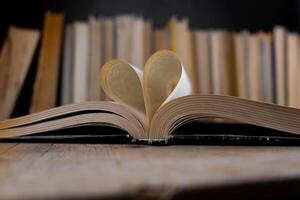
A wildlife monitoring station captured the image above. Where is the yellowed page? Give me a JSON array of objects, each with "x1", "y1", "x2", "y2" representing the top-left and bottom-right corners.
[
  {"x1": 143, "y1": 50, "x2": 191, "y2": 122},
  {"x1": 99, "y1": 59, "x2": 146, "y2": 123},
  {"x1": 100, "y1": 50, "x2": 192, "y2": 125}
]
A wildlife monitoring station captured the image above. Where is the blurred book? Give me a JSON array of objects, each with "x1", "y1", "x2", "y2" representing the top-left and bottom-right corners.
[
  {"x1": 0, "y1": 26, "x2": 40, "y2": 120},
  {"x1": 30, "y1": 12, "x2": 64, "y2": 113},
  {"x1": 169, "y1": 17, "x2": 197, "y2": 93},
  {"x1": 1, "y1": 13, "x2": 300, "y2": 119}
]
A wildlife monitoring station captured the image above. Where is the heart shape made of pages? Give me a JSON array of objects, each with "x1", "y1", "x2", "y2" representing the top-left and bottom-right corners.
[{"x1": 99, "y1": 50, "x2": 192, "y2": 125}]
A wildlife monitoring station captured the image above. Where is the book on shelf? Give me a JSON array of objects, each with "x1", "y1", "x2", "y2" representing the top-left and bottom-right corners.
[
  {"x1": 210, "y1": 31, "x2": 236, "y2": 96},
  {"x1": 1, "y1": 50, "x2": 300, "y2": 143},
  {"x1": 30, "y1": 12, "x2": 64, "y2": 113},
  {"x1": 0, "y1": 26, "x2": 40, "y2": 120},
  {"x1": 61, "y1": 24, "x2": 74, "y2": 105},
  {"x1": 103, "y1": 18, "x2": 115, "y2": 63},
  {"x1": 194, "y1": 31, "x2": 211, "y2": 94},
  {"x1": 273, "y1": 26, "x2": 287, "y2": 106},
  {"x1": 153, "y1": 29, "x2": 169, "y2": 52},
  {"x1": 88, "y1": 16, "x2": 103, "y2": 101},
  {"x1": 115, "y1": 15, "x2": 134, "y2": 65},
  {"x1": 248, "y1": 33, "x2": 261, "y2": 101},
  {"x1": 287, "y1": 32, "x2": 300, "y2": 108},
  {"x1": 234, "y1": 31, "x2": 249, "y2": 99},
  {"x1": 170, "y1": 17, "x2": 197, "y2": 93},
  {"x1": 56, "y1": 15, "x2": 300, "y2": 111},
  {"x1": 72, "y1": 21, "x2": 89, "y2": 103}
]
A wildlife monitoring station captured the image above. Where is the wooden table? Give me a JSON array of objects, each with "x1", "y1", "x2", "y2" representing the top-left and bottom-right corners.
[{"x1": 1, "y1": 143, "x2": 300, "y2": 199}]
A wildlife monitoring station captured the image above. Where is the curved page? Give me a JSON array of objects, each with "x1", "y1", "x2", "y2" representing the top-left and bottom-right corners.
[
  {"x1": 99, "y1": 60, "x2": 146, "y2": 124},
  {"x1": 150, "y1": 95, "x2": 300, "y2": 140},
  {"x1": 0, "y1": 102, "x2": 145, "y2": 139},
  {"x1": 143, "y1": 50, "x2": 192, "y2": 122}
]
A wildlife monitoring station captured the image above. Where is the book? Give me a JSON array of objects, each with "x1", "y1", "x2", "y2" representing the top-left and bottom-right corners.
[
  {"x1": 143, "y1": 20, "x2": 152, "y2": 63},
  {"x1": 248, "y1": 34, "x2": 261, "y2": 101},
  {"x1": 87, "y1": 16, "x2": 103, "y2": 101},
  {"x1": 194, "y1": 31, "x2": 211, "y2": 94},
  {"x1": 103, "y1": 18, "x2": 115, "y2": 63},
  {"x1": 287, "y1": 33, "x2": 300, "y2": 108},
  {"x1": 116, "y1": 15, "x2": 134, "y2": 63},
  {"x1": 143, "y1": 19, "x2": 153, "y2": 68},
  {"x1": 273, "y1": 26, "x2": 287, "y2": 106},
  {"x1": 153, "y1": 29, "x2": 169, "y2": 52},
  {"x1": 131, "y1": 17, "x2": 146, "y2": 69},
  {"x1": 247, "y1": 33, "x2": 274, "y2": 103},
  {"x1": 1, "y1": 50, "x2": 300, "y2": 143},
  {"x1": 234, "y1": 31, "x2": 249, "y2": 99},
  {"x1": 258, "y1": 32, "x2": 274, "y2": 103},
  {"x1": 0, "y1": 26, "x2": 40, "y2": 120},
  {"x1": 169, "y1": 18, "x2": 197, "y2": 93},
  {"x1": 30, "y1": 12, "x2": 64, "y2": 113},
  {"x1": 102, "y1": 18, "x2": 115, "y2": 101},
  {"x1": 55, "y1": 14, "x2": 300, "y2": 108},
  {"x1": 211, "y1": 31, "x2": 236, "y2": 96},
  {"x1": 73, "y1": 21, "x2": 89, "y2": 103},
  {"x1": 61, "y1": 25, "x2": 74, "y2": 105}
]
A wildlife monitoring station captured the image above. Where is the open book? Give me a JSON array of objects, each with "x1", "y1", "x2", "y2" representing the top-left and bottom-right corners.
[{"x1": 1, "y1": 50, "x2": 300, "y2": 143}]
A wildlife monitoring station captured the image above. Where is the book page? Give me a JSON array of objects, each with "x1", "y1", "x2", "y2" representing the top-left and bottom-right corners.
[
  {"x1": 143, "y1": 50, "x2": 192, "y2": 121},
  {"x1": 100, "y1": 50, "x2": 192, "y2": 125},
  {"x1": 99, "y1": 59, "x2": 146, "y2": 124},
  {"x1": 0, "y1": 102, "x2": 145, "y2": 140},
  {"x1": 150, "y1": 95, "x2": 300, "y2": 140}
]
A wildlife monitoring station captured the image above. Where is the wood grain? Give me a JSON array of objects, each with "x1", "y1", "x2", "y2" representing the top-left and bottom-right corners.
[{"x1": 1, "y1": 144, "x2": 300, "y2": 199}]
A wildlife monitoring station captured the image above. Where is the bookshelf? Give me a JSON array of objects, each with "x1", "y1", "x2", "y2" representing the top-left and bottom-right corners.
[{"x1": 0, "y1": 0, "x2": 299, "y2": 117}]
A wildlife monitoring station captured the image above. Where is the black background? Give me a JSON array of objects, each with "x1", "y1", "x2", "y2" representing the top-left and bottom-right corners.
[
  {"x1": 0, "y1": 0, "x2": 299, "y2": 117},
  {"x1": 1, "y1": 0, "x2": 299, "y2": 36}
]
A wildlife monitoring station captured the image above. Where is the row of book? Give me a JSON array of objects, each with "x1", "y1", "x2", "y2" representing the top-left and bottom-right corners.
[
  {"x1": 0, "y1": 11, "x2": 299, "y2": 120},
  {"x1": 61, "y1": 14, "x2": 300, "y2": 108}
]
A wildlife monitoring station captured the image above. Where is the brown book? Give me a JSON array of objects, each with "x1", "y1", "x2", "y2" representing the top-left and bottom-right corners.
[
  {"x1": 129, "y1": 17, "x2": 152, "y2": 69},
  {"x1": 102, "y1": 18, "x2": 115, "y2": 101},
  {"x1": 287, "y1": 33, "x2": 300, "y2": 108},
  {"x1": 131, "y1": 17, "x2": 146, "y2": 69},
  {"x1": 211, "y1": 31, "x2": 236, "y2": 96},
  {"x1": 273, "y1": 26, "x2": 287, "y2": 106},
  {"x1": 2, "y1": 50, "x2": 300, "y2": 143},
  {"x1": 247, "y1": 32, "x2": 273, "y2": 103},
  {"x1": 153, "y1": 29, "x2": 169, "y2": 52},
  {"x1": 169, "y1": 18, "x2": 197, "y2": 93},
  {"x1": 0, "y1": 27, "x2": 40, "y2": 120},
  {"x1": 116, "y1": 15, "x2": 134, "y2": 62},
  {"x1": 247, "y1": 34, "x2": 261, "y2": 101},
  {"x1": 143, "y1": 20, "x2": 152, "y2": 64},
  {"x1": 194, "y1": 31, "x2": 211, "y2": 94},
  {"x1": 30, "y1": 12, "x2": 64, "y2": 113},
  {"x1": 103, "y1": 18, "x2": 115, "y2": 63},
  {"x1": 234, "y1": 31, "x2": 249, "y2": 99},
  {"x1": 87, "y1": 16, "x2": 103, "y2": 101}
]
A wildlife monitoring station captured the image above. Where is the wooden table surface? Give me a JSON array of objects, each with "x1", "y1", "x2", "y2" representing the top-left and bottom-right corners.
[{"x1": 1, "y1": 143, "x2": 300, "y2": 199}]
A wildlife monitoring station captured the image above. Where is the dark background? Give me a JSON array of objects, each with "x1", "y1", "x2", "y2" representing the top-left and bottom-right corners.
[
  {"x1": 0, "y1": 0, "x2": 299, "y2": 117},
  {"x1": 1, "y1": 0, "x2": 299, "y2": 36}
]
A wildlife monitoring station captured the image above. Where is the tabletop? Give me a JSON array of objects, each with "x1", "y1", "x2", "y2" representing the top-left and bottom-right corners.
[{"x1": 1, "y1": 143, "x2": 300, "y2": 199}]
